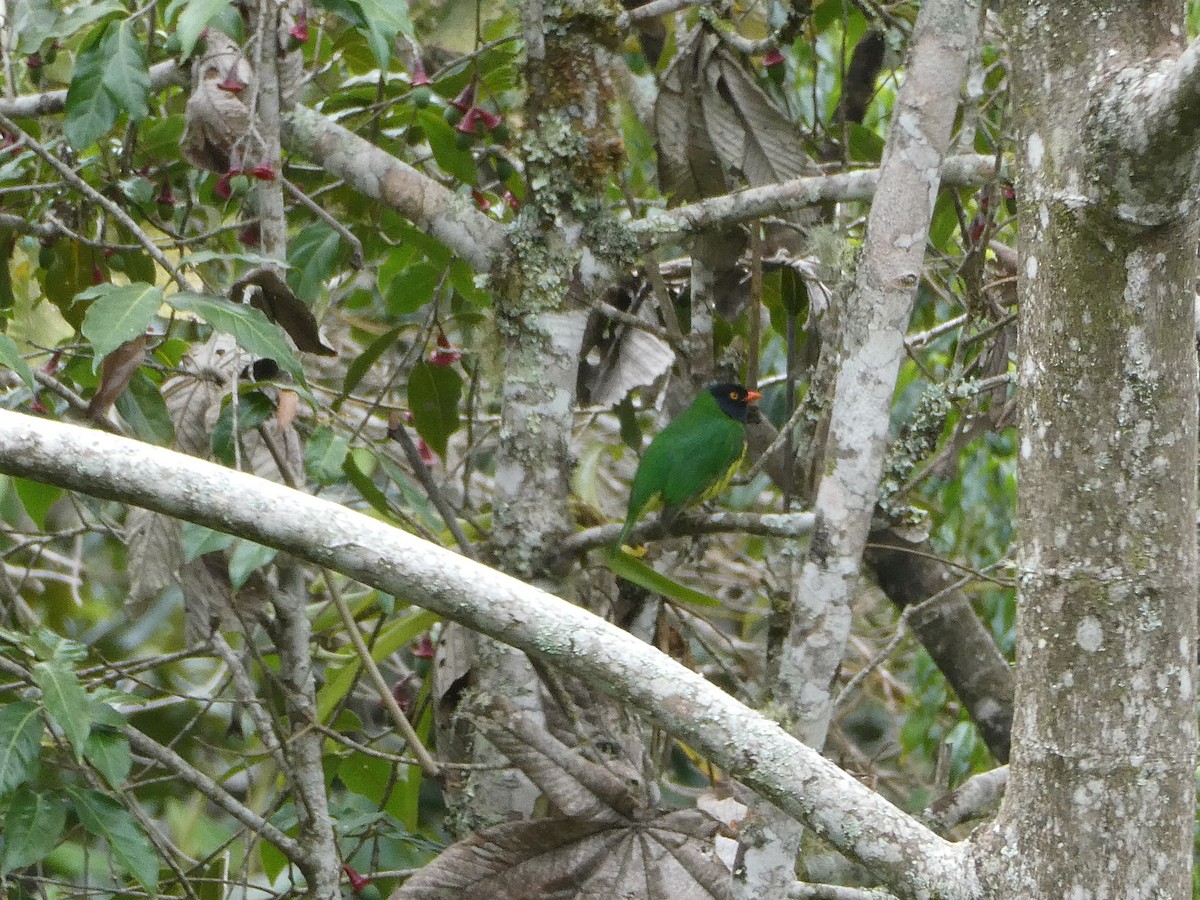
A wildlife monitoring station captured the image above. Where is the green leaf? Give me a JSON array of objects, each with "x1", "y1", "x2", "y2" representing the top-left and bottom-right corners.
[
  {"x1": 0, "y1": 787, "x2": 67, "y2": 875},
  {"x1": 84, "y1": 729, "x2": 132, "y2": 790},
  {"x1": 209, "y1": 390, "x2": 275, "y2": 464},
  {"x1": 32, "y1": 658, "x2": 91, "y2": 762},
  {"x1": 343, "y1": 450, "x2": 394, "y2": 518},
  {"x1": 316, "y1": 608, "x2": 439, "y2": 721},
  {"x1": 103, "y1": 20, "x2": 150, "y2": 120},
  {"x1": 173, "y1": 0, "x2": 233, "y2": 58},
  {"x1": 603, "y1": 547, "x2": 723, "y2": 607},
  {"x1": 326, "y1": 0, "x2": 411, "y2": 68},
  {"x1": 65, "y1": 786, "x2": 159, "y2": 894},
  {"x1": 52, "y1": 1, "x2": 124, "y2": 41},
  {"x1": 228, "y1": 539, "x2": 277, "y2": 590},
  {"x1": 13, "y1": 0, "x2": 59, "y2": 53},
  {"x1": 418, "y1": 108, "x2": 476, "y2": 184},
  {"x1": 406, "y1": 361, "x2": 461, "y2": 459},
  {"x1": 0, "y1": 334, "x2": 34, "y2": 390},
  {"x1": 305, "y1": 425, "x2": 349, "y2": 485},
  {"x1": 115, "y1": 372, "x2": 176, "y2": 446},
  {"x1": 286, "y1": 223, "x2": 342, "y2": 303},
  {"x1": 168, "y1": 292, "x2": 306, "y2": 385},
  {"x1": 0, "y1": 701, "x2": 43, "y2": 798},
  {"x1": 344, "y1": 327, "x2": 402, "y2": 398},
  {"x1": 64, "y1": 22, "x2": 118, "y2": 149},
  {"x1": 13, "y1": 477, "x2": 61, "y2": 528},
  {"x1": 385, "y1": 261, "x2": 439, "y2": 316},
  {"x1": 78, "y1": 282, "x2": 162, "y2": 366},
  {"x1": 182, "y1": 523, "x2": 235, "y2": 562}
]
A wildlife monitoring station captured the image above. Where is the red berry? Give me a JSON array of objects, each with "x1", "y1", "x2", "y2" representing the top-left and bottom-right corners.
[
  {"x1": 416, "y1": 438, "x2": 436, "y2": 466},
  {"x1": 410, "y1": 57, "x2": 432, "y2": 88},
  {"x1": 412, "y1": 632, "x2": 435, "y2": 658},
  {"x1": 248, "y1": 163, "x2": 276, "y2": 181},
  {"x1": 287, "y1": 13, "x2": 309, "y2": 48},
  {"x1": 762, "y1": 48, "x2": 785, "y2": 67},
  {"x1": 476, "y1": 108, "x2": 503, "y2": 131},
  {"x1": 341, "y1": 865, "x2": 372, "y2": 893},
  {"x1": 217, "y1": 71, "x2": 247, "y2": 93},
  {"x1": 449, "y1": 82, "x2": 476, "y2": 112}
]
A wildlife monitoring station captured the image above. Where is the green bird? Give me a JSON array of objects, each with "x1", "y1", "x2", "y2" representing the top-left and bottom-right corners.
[{"x1": 616, "y1": 382, "x2": 762, "y2": 548}]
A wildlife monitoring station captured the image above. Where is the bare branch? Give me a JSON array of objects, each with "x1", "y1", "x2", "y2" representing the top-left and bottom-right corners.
[{"x1": 631, "y1": 155, "x2": 997, "y2": 242}]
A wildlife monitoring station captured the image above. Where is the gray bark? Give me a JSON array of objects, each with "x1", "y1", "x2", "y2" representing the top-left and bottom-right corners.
[{"x1": 975, "y1": 3, "x2": 1200, "y2": 896}]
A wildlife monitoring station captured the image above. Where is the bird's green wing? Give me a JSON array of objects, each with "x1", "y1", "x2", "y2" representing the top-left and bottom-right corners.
[
  {"x1": 657, "y1": 413, "x2": 745, "y2": 508},
  {"x1": 617, "y1": 391, "x2": 745, "y2": 546}
]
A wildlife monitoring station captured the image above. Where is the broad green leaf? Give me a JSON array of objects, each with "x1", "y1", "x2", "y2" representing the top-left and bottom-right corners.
[
  {"x1": 32, "y1": 658, "x2": 91, "y2": 762},
  {"x1": 417, "y1": 108, "x2": 476, "y2": 184},
  {"x1": 64, "y1": 22, "x2": 118, "y2": 149},
  {"x1": 65, "y1": 786, "x2": 159, "y2": 894},
  {"x1": 228, "y1": 539, "x2": 277, "y2": 590},
  {"x1": 603, "y1": 547, "x2": 723, "y2": 607},
  {"x1": 13, "y1": 0, "x2": 58, "y2": 53},
  {"x1": 168, "y1": 292, "x2": 306, "y2": 385},
  {"x1": 182, "y1": 523, "x2": 235, "y2": 561},
  {"x1": 0, "y1": 334, "x2": 34, "y2": 390},
  {"x1": 209, "y1": 390, "x2": 275, "y2": 464},
  {"x1": 0, "y1": 701, "x2": 43, "y2": 797},
  {"x1": 316, "y1": 608, "x2": 439, "y2": 721},
  {"x1": 26, "y1": 628, "x2": 86, "y2": 666},
  {"x1": 286, "y1": 223, "x2": 342, "y2": 302},
  {"x1": 52, "y1": 0, "x2": 123, "y2": 40},
  {"x1": 343, "y1": 450, "x2": 394, "y2": 519},
  {"x1": 84, "y1": 729, "x2": 132, "y2": 790},
  {"x1": 385, "y1": 261, "x2": 439, "y2": 316},
  {"x1": 305, "y1": 425, "x2": 349, "y2": 485},
  {"x1": 343, "y1": 326, "x2": 402, "y2": 398},
  {"x1": 353, "y1": 0, "x2": 412, "y2": 67},
  {"x1": 0, "y1": 787, "x2": 66, "y2": 875},
  {"x1": 13, "y1": 477, "x2": 61, "y2": 528},
  {"x1": 172, "y1": 0, "x2": 233, "y2": 58},
  {"x1": 78, "y1": 282, "x2": 162, "y2": 365},
  {"x1": 102, "y1": 21, "x2": 150, "y2": 120},
  {"x1": 40, "y1": 240, "x2": 98, "y2": 324},
  {"x1": 407, "y1": 360, "x2": 462, "y2": 459},
  {"x1": 115, "y1": 372, "x2": 176, "y2": 446}
]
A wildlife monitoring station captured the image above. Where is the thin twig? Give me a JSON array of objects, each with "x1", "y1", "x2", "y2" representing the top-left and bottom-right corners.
[{"x1": 322, "y1": 572, "x2": 442, "y2": 776}]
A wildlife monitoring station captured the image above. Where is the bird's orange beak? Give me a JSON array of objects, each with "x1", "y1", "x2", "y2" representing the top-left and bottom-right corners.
[{"x1": 746, "y1": 389, "x2": 762, "y2": 403}]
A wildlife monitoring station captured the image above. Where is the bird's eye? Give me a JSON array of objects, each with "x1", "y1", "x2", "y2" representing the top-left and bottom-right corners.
[{"x1": 729, "y1": 390, "x2": 738, "y2": 400}]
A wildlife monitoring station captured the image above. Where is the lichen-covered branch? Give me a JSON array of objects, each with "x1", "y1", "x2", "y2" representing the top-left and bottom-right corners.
[
  {"x1": 631, "y1": 154, "x2": 996, "y2": 243},
  {"x1": 281, "y1": 104, "x2": 504, "y2": 272}
]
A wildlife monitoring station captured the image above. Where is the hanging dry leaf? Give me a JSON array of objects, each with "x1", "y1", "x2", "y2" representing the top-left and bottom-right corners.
[
  {"x1": 656, "y1": 29, "x2": 813, "y2": 202},
  {"x1": 88, "y1": 333, "x2": 150, "y2": 419},
  {"x1": 231, "y1": 267, "x2": 336, "y2": 355}
]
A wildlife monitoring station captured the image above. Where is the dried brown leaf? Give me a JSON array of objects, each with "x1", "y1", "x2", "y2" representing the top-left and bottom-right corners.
[
  {"x1": 89, "y1": 334, "x2": 150, "y2": 419},
  {"x1": 231, "y1": 267, "x2": 335, "y2": 356}
]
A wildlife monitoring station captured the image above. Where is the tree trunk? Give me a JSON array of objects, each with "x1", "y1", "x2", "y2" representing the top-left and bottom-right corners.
[{"x1": 978, "y1": 2, "x2": 1199, "y2": 894}]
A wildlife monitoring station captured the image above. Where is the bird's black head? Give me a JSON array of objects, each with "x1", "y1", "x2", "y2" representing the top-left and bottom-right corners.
[{"x1": 707, "y1": 382, "x2": 762, "y2": 423}]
